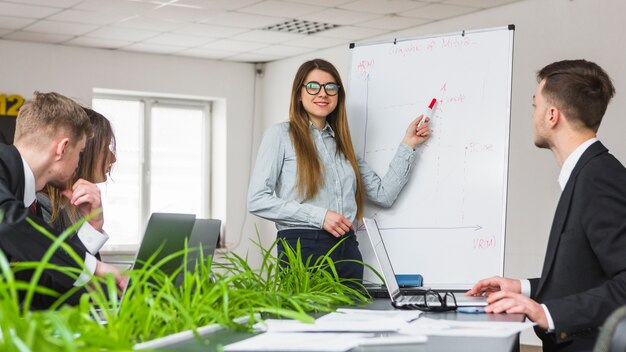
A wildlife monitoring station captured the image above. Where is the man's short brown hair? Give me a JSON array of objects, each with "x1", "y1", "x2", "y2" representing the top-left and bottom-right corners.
[
  {"x1": 538, "y1": 59, "x2": 615, "y2": 132},
  {"x1": 14, "y1": 91, "x2": 92, "y2": 145}
]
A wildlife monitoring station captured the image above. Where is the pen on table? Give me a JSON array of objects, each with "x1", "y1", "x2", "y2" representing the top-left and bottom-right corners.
[{"x1": 417, "y1": 98, "x2": 436, "y2": 127}]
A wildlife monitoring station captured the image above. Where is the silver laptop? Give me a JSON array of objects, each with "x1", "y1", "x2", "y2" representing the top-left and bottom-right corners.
[
  {"x1": 96, "y1": 212, "x2": 198, "y2": 322},
  {"x1": 363, "y1": 217, "x2": 487, "y2": 308},
  {"x1": 175, "y1": 218, "x2": 221, "y2": 285},
  {"x1": 132, "y1": 212, "x2": 197, "y2": 275}
]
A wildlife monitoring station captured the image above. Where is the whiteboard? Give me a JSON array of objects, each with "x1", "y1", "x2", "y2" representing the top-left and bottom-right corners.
[{"x1": 347, "y1": 26, "x2": 514, "y2": 287}]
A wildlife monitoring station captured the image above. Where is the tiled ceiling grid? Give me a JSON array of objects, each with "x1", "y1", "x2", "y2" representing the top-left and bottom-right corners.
[{"x1": 0, "y1": 0, "x2": 521, "y2": 62}]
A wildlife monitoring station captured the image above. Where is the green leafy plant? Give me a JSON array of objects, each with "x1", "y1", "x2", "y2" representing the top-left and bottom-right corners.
[{"x1": 0, "y1": 218, "x2": 373, "y2": 350}]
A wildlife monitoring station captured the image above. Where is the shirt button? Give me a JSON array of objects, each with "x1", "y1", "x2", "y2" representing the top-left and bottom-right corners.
[{"x1": 560, "y1": 332, "x2": 568, "y2": 340}]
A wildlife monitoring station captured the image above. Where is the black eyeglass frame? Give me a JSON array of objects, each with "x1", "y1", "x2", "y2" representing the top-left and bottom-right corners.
[
  {"x1": 392, "y1": 289, "x2": 458, "y2": 312},
  {"x1": 302, "y1": 81, "x2": 341, "y2": 96}
]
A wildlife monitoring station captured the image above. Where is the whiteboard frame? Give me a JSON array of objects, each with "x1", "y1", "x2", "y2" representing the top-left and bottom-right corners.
[{"x1": 347, "y1": 25, "x2": 515, "y2": 288}]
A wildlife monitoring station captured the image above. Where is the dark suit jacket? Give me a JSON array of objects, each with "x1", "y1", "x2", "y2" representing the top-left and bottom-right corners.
[
  {"x1": 529, "y1": 141, "x2": 626, "y2": 352},
  {"x1": 0, "y1": 143, "x2": 90, "y2": 309}
]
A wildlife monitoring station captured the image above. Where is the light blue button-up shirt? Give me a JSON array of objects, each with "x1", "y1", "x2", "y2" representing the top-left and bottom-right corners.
[{"x1": 248, "y1": 121, "x2": 417, "y2": 231}]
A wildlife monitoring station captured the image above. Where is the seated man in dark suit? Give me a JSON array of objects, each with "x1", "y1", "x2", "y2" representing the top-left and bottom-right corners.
[
  {"x1": 467, "y1": 60, "x2": 626, "y2": 351},
  {"x1": 0, "y1": 91, "x2": 126, "y2": 309}
]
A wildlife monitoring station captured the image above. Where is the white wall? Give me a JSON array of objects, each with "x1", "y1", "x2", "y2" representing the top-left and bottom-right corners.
[
  {"x1": 254, "y1": 0, "x2": 626, "y2": 345},
  {"x1": 0, "y1": 39, "x2": 261, "y2": 262}
]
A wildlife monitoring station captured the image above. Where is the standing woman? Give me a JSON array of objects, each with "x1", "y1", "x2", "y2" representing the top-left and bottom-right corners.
[
  {"x1": 248, "y1": 59, "x2": 430, "y2": 282},
  {"x1": 38, "y1": 107, "x2": 117, "y2": 259}
]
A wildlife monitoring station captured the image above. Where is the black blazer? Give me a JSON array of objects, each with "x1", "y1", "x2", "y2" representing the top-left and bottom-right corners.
[
  {"x1": 529, "y1": 141, "x2": 626, "y2": 352},
  {"x1": 0, "y1": 143, "x2": 89, "y2": 308}
]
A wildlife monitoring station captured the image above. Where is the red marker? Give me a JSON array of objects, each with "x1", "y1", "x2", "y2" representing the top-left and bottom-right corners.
[{"x1": 418, "y1": 98, "x2": 436, "y2": 127}]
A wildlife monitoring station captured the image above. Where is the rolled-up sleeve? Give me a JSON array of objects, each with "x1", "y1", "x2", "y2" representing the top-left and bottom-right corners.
[{"x1": 359, "y1": 143, "x2": 416, "y2": 207}]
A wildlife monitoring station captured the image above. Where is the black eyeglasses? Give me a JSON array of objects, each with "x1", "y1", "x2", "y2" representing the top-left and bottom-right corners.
[
  {"x1": 393, "y1": 290, "x2": 458, "y2": 312},
  {"x1": 302, "y1": 81, "x2": 340, "y2": 96}
]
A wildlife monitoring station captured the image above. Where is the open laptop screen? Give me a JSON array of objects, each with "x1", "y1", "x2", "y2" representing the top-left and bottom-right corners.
[
  {"x1": 132, "y1": 213, "x2": 196, "y2": 276},
  {"x1": 363, "y1": 218, "x2": 402, "y2": 298}
]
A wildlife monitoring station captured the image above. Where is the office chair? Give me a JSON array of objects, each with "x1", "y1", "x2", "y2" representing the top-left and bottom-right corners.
[{"x1": 593, "y1": 305, "x2": 626, "y2": 352}]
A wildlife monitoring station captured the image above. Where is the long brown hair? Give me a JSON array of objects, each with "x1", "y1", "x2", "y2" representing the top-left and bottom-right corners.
[
  {"x1": 288, "y1": 59, "x2": 365, "y2": 220},
  {"x1": 45, "y1": 108, "x2": 116, "y2": 225}
]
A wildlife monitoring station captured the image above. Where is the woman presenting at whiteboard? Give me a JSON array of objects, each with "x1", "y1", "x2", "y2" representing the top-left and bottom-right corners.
[{"x1": 248, "y1": 58, "x2": 430, "y2": 282}]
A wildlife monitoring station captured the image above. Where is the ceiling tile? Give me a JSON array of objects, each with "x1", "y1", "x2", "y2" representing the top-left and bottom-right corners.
[
  {"x1": 231, "y1": 30, "x2": 304, "y2": 44},
  {"x1": 200, "y1": 38, "x2": 268, "y2": 52},
  {"x1": 0, "y1": 2, "x2": 62, "y2": 19},
  {"x1": 145, "y1": 5, "x2": 219, "y2": 22},
  {"x1": 23, "y1": 20, "x2": 99, "y2": 36},
  {"x1": 358, "y1": 15, "x2": 432, "y2": 30},
  {"x1": 122, "y1": 42, "x2": 184, "y2": 55},
  {"x1": 177, "y1": 47, "x2": 238, "y2": 59},
  {"x1": 172, "y1": 23, "x2": 248, "y2": 38},
  {"x1": 251, "y1": 44, "x2": 311, "y2": 56},
  {"x1": 0, "y1": 16, "x2": 36, "y2": 30},
  {"x1": 339, "y1": 0, "x2": 426, "y2": 14},
  {"x1": 74, "y1": 0, "x2": 158, "y2": 13},
  {"x1": 313, "y1": 25, "x2": 387, "y2": 40},
  {"x1": 227, "y1": 51, "x2": 281, "y2": 63},
  {"x1": 3, "y1": 30, "x2": 73, "y2": 44},
  {"x1": 238, "y1": 1, "x2": 325, "y2": 18},
  {"x1": 281, "y1": 0, "x2": 354, "y2": 6},
  {"x1": 144, "y1": 33, "x2": 213, "y2": 47},
  {"x1": 173, "y1": 0, "x2": 261, "y2": 11},
  {"x1": 115, "y1": 15, "x2": 185, "y2": 32},
  {"x1": 47, "y1": 9, "x2": 131, "y2": 25},
  {"x1": 86, "y1": 26, "x2": 160, "y2": 42},
  {"x1": 10, "y1": 0, "x2": 83, "y2": 7},
  {"x1": 201, "y1": 11, "x2": 288, "y2": 29},
  {"x1": 403, "y1": 3, "x2": 478, "y2": 20},
  {"x1": 299, "y1": 8, "x2": 381, "y2": 26},
  {"x1": 283, "y1": 35, "x2": 348, "y2": 49},
  {"x1": 0, "y1": 0, "x2": 525, "y2": 62},
  {"x1": 443, "y1": 0, "x2": 519, "y2": 8},
  {"x1": 65, "y1": 36, "x2": 133, "y2": 49}
]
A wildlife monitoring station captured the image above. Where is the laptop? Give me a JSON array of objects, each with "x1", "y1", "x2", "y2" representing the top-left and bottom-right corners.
[
  {"x1": 175, "y1": 218, "x2": 221, "y2": 284},
  {"x1": 131, "y1": 212, "x2": 197, "y2": 276},
  {"x1": 96, "y1": 212, "x2": 198, "y2": 322},
  {"x1": 362, "y1": 217, "x2": 487, "y2": 308}
]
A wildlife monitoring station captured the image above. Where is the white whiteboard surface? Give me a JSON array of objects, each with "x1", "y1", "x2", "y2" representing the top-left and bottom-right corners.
[{"x1": 347, "y1": 26, "x2": 514, "y2": 287}]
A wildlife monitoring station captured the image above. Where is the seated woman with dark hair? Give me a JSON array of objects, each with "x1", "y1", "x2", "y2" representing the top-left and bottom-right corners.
[{"x1": 38, "y1": 107, "x2": 117, "y2": 259}]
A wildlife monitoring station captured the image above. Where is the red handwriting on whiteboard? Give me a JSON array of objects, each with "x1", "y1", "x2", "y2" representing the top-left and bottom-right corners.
[
  {"x1": 357, "y1": 59, "x2": 375, "y2": 78},
  {"x1": 465, "y1": 142, "x2": 494, "y2": 153},
  {"x1": 445, "y1": 93, "x2": 466, "y2": 104},
  {"x1": 440, "y1": 37, "x2": 473, "y2": 49},
  {"x1": 473, "y1": 236, "x2": 496, "y2": 250},
  {"x1": 388, "y1": 43, "x2": 421, "y2": 57}
]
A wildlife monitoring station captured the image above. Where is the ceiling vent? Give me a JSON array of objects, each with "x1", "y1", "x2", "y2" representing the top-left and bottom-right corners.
[{"x1": 262, "y1": 19, "x2": 340, "y2": 35}]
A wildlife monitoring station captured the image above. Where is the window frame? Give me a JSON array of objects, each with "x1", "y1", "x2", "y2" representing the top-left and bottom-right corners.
[{"x1": 93, "y1": 93, "x2": 212, "y2": 252}]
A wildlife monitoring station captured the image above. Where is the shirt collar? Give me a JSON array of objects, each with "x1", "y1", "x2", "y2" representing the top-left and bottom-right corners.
[
  {"x1": 22, "y1": 156, "x2": 37, "y2": 207},
  {"x1": 558, "y1": 138, "x2": 598, "y2": 190},
  {"x1": 309, "y1": 120, "x2": 335, "y2": 137}
]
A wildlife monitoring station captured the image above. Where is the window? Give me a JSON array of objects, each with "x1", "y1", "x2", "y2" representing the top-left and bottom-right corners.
[{"x1": 92, "y1": 95, "x2": 211, "y2": 250}]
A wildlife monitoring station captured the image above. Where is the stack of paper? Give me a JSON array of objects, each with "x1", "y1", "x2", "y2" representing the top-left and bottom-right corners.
[
  {"x1": 400, "y1": 318, "x2": 535, "y2": 337},
  {"x1": 225, "y1": 309, "x2": 426, "y2": 351}
]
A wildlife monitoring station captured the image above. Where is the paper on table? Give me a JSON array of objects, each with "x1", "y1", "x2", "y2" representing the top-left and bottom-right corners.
[
  {"x1": 400, "y1": 318, "x2": 535, "y2": 337},
  {"x1": 256, "y1": 308, "x2": 421, "y2": 333},
  {"x1": 260, "y1": 316, "x2": 406, "y2": 333},
  {"x1": 333, "y1": 308, "x2": 422, "y2": 322},
  {"x1": 224, "y1": 332, "x2": 372, "y2": 352},
  {"x1": 224, "y1": 332, "x2": 428, "y2": 351}
]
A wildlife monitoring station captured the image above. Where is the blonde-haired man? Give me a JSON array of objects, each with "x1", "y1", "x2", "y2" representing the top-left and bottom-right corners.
[{"x1": 0, "y1": 91, "x2": 125, "y2": 309}]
